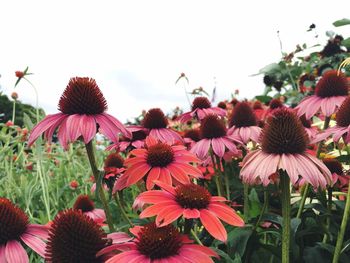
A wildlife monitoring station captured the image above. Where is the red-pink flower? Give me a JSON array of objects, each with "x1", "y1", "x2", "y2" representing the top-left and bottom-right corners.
[
  {"x1": 227, "y1": 102, "x2": 262, "y2": 144},
  {"x1": 116, "y1": 136, "x2": 202, "y2": 190},
  {"x1": 240, "y1": 108, "x2": 332, "y2": 188},
  {"x1": 296, "y1": 70, "x2": 349, "y2": 119},
  {"x1": 178, "y1": 96, "x2": 226, "y2": 123},
  {"x1": 135, "y1": 181, "x2": 244, "y2": 242},
  {"x1": 107, "y1": 128, "x2": 147, "y2": 152},
  {"x1": 130, "y1": 108, "x2": 183, "y2": 144},
  {"x1": 98, "y1": 223, "x2": 219, "y2": 263},
  {"x1": 73, "y1": 195, "x2": 106, "y2": 224},
  {"x1": 191, "y1": 115, "x2": 241, "y2": 159},
  {"x1": 0, "y1": 198, "x2": 49, "y2": 262},
  {"x1": 28, "y1": 77, "x2": 130, "y2": 149}
]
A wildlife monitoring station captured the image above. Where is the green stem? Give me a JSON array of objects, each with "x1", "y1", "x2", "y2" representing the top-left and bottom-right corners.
[
  {"x1": 244, "y1": 184, "x2": 250, "y2": 220},
  {"x1": 184, "y1": 219, "x2": 193, "y2": 235},
  {"x1": 12, "y1": 100, "x2": 16, "y2": 124},
  {"x1": 332, "y1": 184, "x2": 350, "y2": 263},
  {"x1": 210, "y1": 151, "x2": 224, "y2": 196},
  {"x1": 297, "y1": 116, "x2": 331, "y2": 218},
  {"x1": 191, "y1": 229, "x2": 203, "y2": 245},
  {"x1": 114, "y1": 192, "x2": 133, "y2": 228},
  {"x1": 322, "y1": 188, "x2": 333, "y2": 243},
  {"x1": 254, "y1": 189, "x2": 269, "y2": 231},
  {"x1": 24, "y1": 77, "x2": 39, "y2": 123},
  {"x1": 281, "y1": 172, "x2": 291, "y2": 263},
  {"x1": 85, "y1": 141, "x2": 115, "y2": 232}
]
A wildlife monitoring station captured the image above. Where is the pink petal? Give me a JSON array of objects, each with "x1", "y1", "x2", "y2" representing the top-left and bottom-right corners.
[
  {"x1": 157, "y1": 206, "x2": 183, "y2": 226},
  {"x1": 200, "y1": 209, "x2": 227, "y2": 242},
  {"x1": 183, "y1": 209, "x2": 200, "y2": 219},
  {"x1": 95, "y1": 114, "x2": 119, "y2": 142},
  {"x1": 167, "y1": 164, "x2": 191, "y2": 184},
  {"x1": 21, "y1": 233, "x2": 46, "y2": 258},
  {"x1": 125, "y1": 163, "x2": 151, "y2": 186},
  {"x1": 211, "y1": 138, "x2": 225, "y2": 158},
  {"x1": 26, "y1": 224, "x2": 49, "y2": 240},
  {"x1": 5, "y1": 240, "x2": 28, "y2": 263},
  {"x1": 137, "y1": 190, "x2": 174, "y2": 204},
  {"x1": 80, "y1": 115, "x2": 97, "y2": 144},
  {"x1": 28, "y1": 113, "x2": 66, "y2": 146},
  {"x1": 103, "y1": 113, "x2": 131, "y2": 138},
  {"x1": 154, "y1": 180, "x2": 177, "y2": 195},
  {"x1": 107, "y1": 232, "x2": 133, "y2": 243},
  {"x1": 66, "y1": 114, "x2": 82, "y2": 142},
  {"x1": 139, "y1": 201, "x2": 176, "y2": 218},
  {"x1": 159, "y1": 168, "x2": 172, "y2": 186},
  {"x1": 105, "y1": 250, "x2": 146, "y2": 263},
  {"x1": 191, "y1": 139, "x2": 211, "y2": 159},
  {"x1": 182, "y1": 244, "x2": 219, "y2": 257},
  {"x1": 209, "y1": 202, "x2": 244, "y2": 226},
  {"x1": 146, "y1": 167, "x2": 161, "y2": 190},
  {"x1": 0, "y1": 245, "x2": 6, "y2": 263}
]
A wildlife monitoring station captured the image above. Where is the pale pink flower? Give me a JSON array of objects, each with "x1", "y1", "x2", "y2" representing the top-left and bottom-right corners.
[{"x1": 28, "y1": 77, "x2": 130, "y2": 149}]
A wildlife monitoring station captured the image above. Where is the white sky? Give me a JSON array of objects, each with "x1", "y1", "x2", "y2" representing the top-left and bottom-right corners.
[{"x1": 0, "y1": 0, "x2": 349, "y2": 122}]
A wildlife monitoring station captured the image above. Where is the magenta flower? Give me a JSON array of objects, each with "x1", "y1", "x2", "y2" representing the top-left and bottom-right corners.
[
  {"x1": 28, "y1": 77, "x2": 130, "y2": 149},
  {"x1": 227, "y1": 102, "x2": 262, "y2": 144},
  {"x1": 73, "y1": 195, "x2": 106, "y2": 224},
  {"x1": 191, "y1": 114, "x2": 241, "y2": 159},
  {"x1": 97, "y1": 222, "x2": 219, "y2": 263},
  {"x1": 107, "y1": 128, "x2": 147, "y2": 152},
  {"x1": 240, "y1": 108, "x2": 332, "y2": 188},
  {"x1": 0, "y1": 198, "x2": 49, "y2": 262},
  {"x1": 313, "y1": 96, "x2": 350, "y2": 144},
  {"x1": 178, "y1": 96, "x2": 226, "y2": 123},
  {"x1": 130, "y1": 108, "x2": 183, "y2": 144},
  {"x1": 296, "y1": 70, "x2": 349, "y2": 119}
]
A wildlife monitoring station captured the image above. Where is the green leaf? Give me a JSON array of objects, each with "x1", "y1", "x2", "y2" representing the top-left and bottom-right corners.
[
  {"x1": 248, "y1": 188, "x2": 262, "y2": 218},
  {"x1": 333, "y1": 18, "x2": 350, "y2": 27},
  {"x1": 227, "y1": 227, "x2": 253, "y2": 257},
  {"x1": 23, "y1": 112, "x2": 34, "y2": 130},
  {"x1": 210, "y1": 247, "x2": 235, "y2": 263},
  {"x1": 336, "y1": 155, "x2": 350, "y2": 163},
  {"x1": 251, "y1": 63, "x2": 281, "y2": 76},
  {"x1": 255, "y1": 95, "x2": 272, "y2": 104},
  {"x1": 341, "y1": 37, "x2": 350, "y2": 49}
]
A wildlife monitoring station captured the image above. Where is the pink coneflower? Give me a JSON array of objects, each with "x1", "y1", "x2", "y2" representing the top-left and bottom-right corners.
[
  {"x1": 299, "y1": 114, "x2": 318, "y2": 141},
  {"x1": 191, "y1": 115, "x2": 241, "y2": 159},
  {"x1": 296, "y1": 70, "x2": 349, "y2": 119},
  {"x1": 178, "y1": 97, "x2": 226, "y2": 123},
  {"x1": 323, "y1": 158, "x2": 349, "y2": 189},
  {"x1": 135, "y1": 181, "x2": 244, "y2": 242},
  {"x1": 240, "y1": 108, "x2": 332, "y2": 188},
  {"x1": 130, "y1": 108, "x2": 183, "y2": 144},
  {"x1": 183, "y1": 128, "x2": 201, "y2": 149},
  {"x1": 45, "y1": 209, "x2": 109, "y2": 262},
  {"x1": 227, "y1": 102, "x2": 262, "y2": 144},
  {"x1": 73, "y1": 195, "x2": 106, "y2": 224},
  {"x1": 98, "y1": 222, "x2": 219, "y2": 262},
  {"x1": 0, "y1": 198, "x2": 48, "y2": 262},
  {"x1": 106, "y1": 128, "x2": 147, "y2": 152},
  {"x1": 116, "y1": 136, "x2": 202, "y2": 190},
  {"x1": 313, "y1": 97, "x2": 350, "y2": 144},
  {"x1": 28, "y1": 77, "x2": 130, "y2": 149}
]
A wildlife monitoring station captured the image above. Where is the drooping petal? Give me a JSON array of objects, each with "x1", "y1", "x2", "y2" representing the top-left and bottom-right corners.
[
  {"x1": 191, "y1": 139, "x2": 211, "y2": 159},
  {"x1": 26, "y1": 224, "x2": 49, "y2": 240},
  {"x1": 21, "y1": 233, "x2": 46, "y2": 258},
  {"x1": 105, "y1": 250, "x2": 147, "y2": 263},
  {"x1": 159, "y1": 168, "x2": 172, "y2": 186},
  {"x1": 80, "y1": 115, "x2": 97, "y2": 144},
  {"x1": 28, "y1": 113, "x2": 67, "y2": 146},
  {"x1": 107, "y1": 232, "x2": 133, "y2": 243},
  {"x1": 0, "y1": 245, "x2": 6, "y2": 263},
  {"x1": 156, "y1": 206, "x2": 183, "y2": 226},
  {"x1": 5, "y1": 240, "x2": 29, "y2": 263},
  {"x1": 125, "y1": 163, "x2": 151, "y2": 186},
  {"x1": 183, "y1": 209, "x2": 200, "y2": 219},
  {"x1": 211, "y1": 138, "x2": 225, "y2": 158},
  {"x1": 139, "y1": 201, "x2": 177, "y2": 218},
  {"x1": 209, "y1": 202, "x2": 244, "y2": 226},
  {"x1": 103, "y1": 113, "x2": 131, "y2": 138},
  {"x1": 66, "y1": 114, "x2": 82, "y2": 142},
  {"x1": 95, "y1": 114, "x2": 120, "y2": 142},
  {"x1": 146, "y1": 167, "x2": 161, "y2": 190},
  {"x1": 137, "y1": 190, "x2": 174, "y2": 204}
]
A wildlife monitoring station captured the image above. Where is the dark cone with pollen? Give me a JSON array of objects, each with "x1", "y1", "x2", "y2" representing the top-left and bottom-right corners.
[
  {"x1": 184, "y1": 129, "x2": 201, "y2": 142},
  {"x1": 191, "y1": 97, "x2": 211, "y2": 111},
  {"x1": 58, "y1": 77, "x2": 107, "y2": 115},
  {"x1": 336, "y1": 97, "x2": 350, "y2": 127},
  {"x1": 104, "y1": 153, "x2": 124, "y2": 168},
  {"x1": 261, "y1": 108, "x2": 309, "y2": 154},
  {"x1": 315, "y1": 70, "x2": 349, "y2": 98},
  {"x1": 147, "y1": 143, "x2": 174, "y2": 167},
  {"x1": 136, "y1": 223, "x2": 182, "y2": 259},
  {"x1": 323, "y1": 158, "x2": 343, "y2": 175},
  {"x1": 142, "y1": 108, "x2": 168, "y2": 129},
  {"x1": 269, "y1": 99, "x2": 283, "y2": 110},
  {"x1": 73, "y1": 195, "x2": 95, "y2": 213},
  {"x1": 0, "y1": 198, "x2": 28, "y2": 245},
  {"x1": 46, "y1": 209, "x2": 108, "y2": 263},
  {"x1": 229, "y1": 102, "x2": 257, "y2": 128},
  {"x1": 175, "y1": 184, "x2": 211, "y2": 209},
  {"x1": 200, "y1": 115, "x2": 226, "y2": 139}
]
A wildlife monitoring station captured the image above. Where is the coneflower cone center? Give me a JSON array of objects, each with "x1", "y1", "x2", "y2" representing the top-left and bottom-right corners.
[
  {"x1": 323, "y1": 158, "x2": 343, "y2": 175},
  {"x1": 73, "y1": 195, "x2": 95, "y2": 212},
  {"x1": 137, "y1": 223, "x2": 182, "y2": 259},
  {"x1": 131, "y1": 130, "x2": 148, "y2": 141},
  {"x1": 300, "y1": 115, "x2": 311, "y2": 128},
  {"x1": 58, "y1": 77, "x2": 107, "y2": 115},
  {"x1": 261, "y1": 108, "x2": 309, "y2": 154},
  {"x1": 314, "y1": 70, "x2": 349, "y2": 98},
  {"x1": 191, "y1": 97, "x2": 211, "y2": 110},
  {"x1": 229, "y1": 102, "x2": 257, "y2": 128},
  {"x1": 46, "y1": 210, "x2": 107, "y2": 263},
  {"x1": 200, "y1": 115, "x2": 226, "y2": 139},
  {"x1": 175, "y1": 184, "x2": 211, "y2": 209},
  {"x1": 269, "y1": 99, "x2": 283, "y2": 109},
  {"x1": 104, "y1": 153, "x2": 124, "y2": 168},
  {"x1": 0, "y1": 198, "x2": 28, "y2": 245},
  {"x1": 142, "y1": 108, "x2": 168, "y2": 129},
  {"x1": 336, "y1": 97, "x2": 350, "y2": 127},
  {"x1": 184, "y1": 129, "x2": 201, "y2": 142},
  {"x1": 147, "y1": 143, "x2": 174, "y2": 167}
]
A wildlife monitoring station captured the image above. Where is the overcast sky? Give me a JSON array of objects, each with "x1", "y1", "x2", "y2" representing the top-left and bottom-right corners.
[{"x1": 0, "y1": 0, "x2": 349, "y2": 122}]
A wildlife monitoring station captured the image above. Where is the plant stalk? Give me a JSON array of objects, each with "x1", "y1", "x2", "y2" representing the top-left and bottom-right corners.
[{"x1": 281, "y1": 172, "x2": 291, "y2": 263}]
